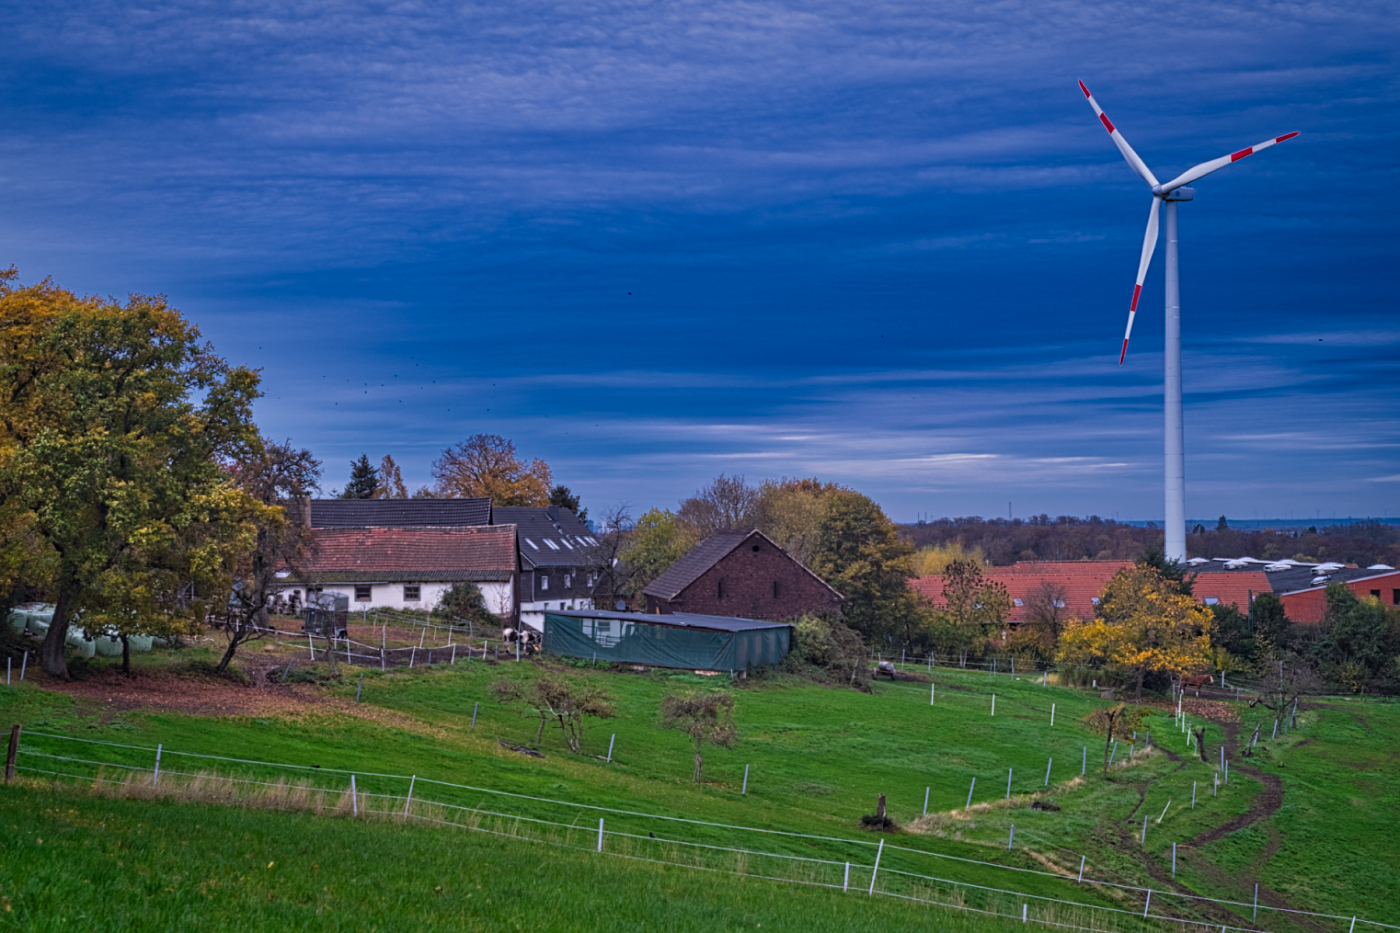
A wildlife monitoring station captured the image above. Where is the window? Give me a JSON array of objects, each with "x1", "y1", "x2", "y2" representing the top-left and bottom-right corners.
[
  {"x1": 1053, "y1": 599, "x2": 1066, "y2": 608},
  {"x1": 1393, "y1": 589, "x2": 1400, "y2": 606},
  {"x1": 1091, "y1": 597, "x2": 1100, "y2": 605},
  {"x1": 1371, "y1": 589, "x2": 1381, "y2": 600},
  {"x1": 564, "y1": 574, "x2": 572, "y2": 589},
  {"x1": 541, "y1": 575, "x2": 549, "y2": 591},
  {"x1": 1012, "y1": 598, "x2": 1024, "y2": 607},
  {"x1": 752, "y1": 544, "x2": 760, "y2": 552},
  {"x1": 354, "y1": 584, "x2": 372, "y2": 602},
  {"x1": 543, "y1": 539, "x2": 560, "y2": 550},
  {"x1": 403, "y1": 584, "x2": 421, "y2": 601},
  {"x1": 1203, "y1": 596, "x2": 1219, "y2": 606},
  {"x1": 772, "y1": 581, "x2": 781, "y2": 598},
  {"x1": 525, "y1": 538, "x2": 539, "y2": 550},
  {"x1": 717, "y1": 580, "x2": 725, "y2": 599}
]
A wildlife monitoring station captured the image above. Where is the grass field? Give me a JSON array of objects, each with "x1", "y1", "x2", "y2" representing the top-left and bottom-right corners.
[{"x1": 2, "y1": 630, "x2": 1398, "y2": 931}]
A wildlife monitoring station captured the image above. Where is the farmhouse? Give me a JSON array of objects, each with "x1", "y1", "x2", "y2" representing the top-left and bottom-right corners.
[
  {"x1": 1190, "y1": 558, "x2": 1400, "y2": 623},
  {"x1": 273, "y1": 524, "x2": 518, "y2": 617},
  {"x1": 497, "y1": 506, "x2": 599, "y2": 631},
  {"x1": 543, "y1": 608, "x2": 792, "y2": 671},
  {"x1": 641, "y1": 529, "x2": 843, "y2": 621},
  {"x1": 911, "y1": 561, "x2": 1131, "y2": 623}
]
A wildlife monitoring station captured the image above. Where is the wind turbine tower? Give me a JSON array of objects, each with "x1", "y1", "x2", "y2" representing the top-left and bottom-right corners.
[{"x1": 1079, "y1": 82, "x2": 1298, "y2": 562}]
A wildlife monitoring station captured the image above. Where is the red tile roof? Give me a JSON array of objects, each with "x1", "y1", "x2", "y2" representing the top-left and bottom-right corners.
[
  {"x1": 1192, "y1": 572, "x2": 1271, "y2": 612},
  {"x1": 913, "y1": 561, "x2": 1132, "y2": 623},
  {"x1": 914, "y1": 560, "x2": 1266, "y2": 621},
  {"x1": 296, "y1": 525, "x2": 518, "y2": 583}
]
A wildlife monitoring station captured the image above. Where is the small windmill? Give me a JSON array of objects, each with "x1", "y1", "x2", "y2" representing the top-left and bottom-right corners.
[{"x1": 1079, "y1": 81, "x2": 1298, "y2": 562}]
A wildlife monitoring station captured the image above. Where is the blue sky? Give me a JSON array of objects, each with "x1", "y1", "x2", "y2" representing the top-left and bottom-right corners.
[{"x1": 2, "y1": 0, "x2": 1397, "y2": 523}]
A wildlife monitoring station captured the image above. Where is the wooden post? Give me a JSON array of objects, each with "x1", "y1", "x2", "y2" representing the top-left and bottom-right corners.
[
  {"x1": 4, "y1": 725, "x2": 20, "y2": 784},
  {"x1": 471, "y1": 701, "x2": 479, "y2": 730},
  {"x1": 356, "y1": 672, "x2": 363, "y2": 703},
  {"x1": 875, "y1": 793, "x2": 885, "y2": 822}
]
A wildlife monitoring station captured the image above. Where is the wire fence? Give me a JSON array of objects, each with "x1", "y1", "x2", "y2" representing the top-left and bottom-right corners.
[{"x1": 7, "y1": 729, "x2": 1391, "y2": 933}]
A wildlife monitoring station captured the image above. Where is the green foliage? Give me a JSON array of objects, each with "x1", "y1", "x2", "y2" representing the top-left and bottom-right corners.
[
  {"x1": 1312, "y1": 584, "x2": 1397, "y2": 692},
  {"x1": 0, "y1": 274, "x2": 262, "y2": 678},
  {"x1": 810, "y1": 490, "x2": 917, "y2": 644},
  {"x1": 436, "y1": 582, "x2": 499, "y2": 627},
  {"x1": 549, "y1": 484, "x2": 587, "y2": 523},
  {"x1": 340, "y1": 454, "x2": 379, "y2": 499},
  {"x1": 1136, "y1": 543, "x2": 1193, "y2": 595},
  {"x1": 785, "y1": 614, "x2": 871, "y2": 689},
  {"x1": 622, "y1": 508, "x2": 700, "y2": 597}
]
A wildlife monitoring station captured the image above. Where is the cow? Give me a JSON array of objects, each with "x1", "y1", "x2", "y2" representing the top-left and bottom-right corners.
[{"x1": 1180, "y1": 672, "x2": 1214, "y2": 697}]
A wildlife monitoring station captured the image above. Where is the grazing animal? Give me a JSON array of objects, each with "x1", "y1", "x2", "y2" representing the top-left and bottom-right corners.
[{"x1": 1180, "y1": 673, "x2": 1213, "y2": 696}]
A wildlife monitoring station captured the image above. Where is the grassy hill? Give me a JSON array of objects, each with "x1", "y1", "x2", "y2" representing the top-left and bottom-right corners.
[{"x1": 1, "y1": 637, "x2": 1397, "y2": 931}]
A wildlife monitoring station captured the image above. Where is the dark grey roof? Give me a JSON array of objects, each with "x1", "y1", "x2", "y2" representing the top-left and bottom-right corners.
[
  {"x1": 494, "y1": 507, "x2": 598, "y2": 568},
  {"x1": 308, "y1": 498, "x2": 492, "y2": 528},
  {"x1": 1188, "y1": 561, "x2": 1382, "y2": 595},
  {"x1": 642, "y1": 529, "x2": 841, "y2": 602},
  {"x1": 547, "y1": 609, "x2": 791, "y2": 633},
  {"x1": 642, "y1": 531, "x2": 754, "y2": 600}
]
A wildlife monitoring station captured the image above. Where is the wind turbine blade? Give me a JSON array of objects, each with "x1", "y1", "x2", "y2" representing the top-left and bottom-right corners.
[
  {"x1": 1079, "y1": 80, "x2": 1161, "y2": 189},
  {"x1": 1120, "y1": 197, "x2": 1161, "y2": 365},
  {"x1": 1158, "y1": 132, "x2": 1300, "y2": 192}
]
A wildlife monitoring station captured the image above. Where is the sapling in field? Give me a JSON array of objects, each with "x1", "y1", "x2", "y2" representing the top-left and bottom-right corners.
[
  {"x1": 660, "y1": 692, "x2": 737, "y2": 783},
  {"x1": 492, "y1": 676, "x2": 614, "y2": 753}
]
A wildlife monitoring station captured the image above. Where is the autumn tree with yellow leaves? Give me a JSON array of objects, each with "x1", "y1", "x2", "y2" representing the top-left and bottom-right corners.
[{"x1": 1058, "y1": 565, "x2": 1213, "y2": 700}]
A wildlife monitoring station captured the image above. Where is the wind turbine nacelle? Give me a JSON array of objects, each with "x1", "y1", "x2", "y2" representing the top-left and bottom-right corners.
[{"x1": 1163, "y1": 187, "x2": 1195, "y2": 201}]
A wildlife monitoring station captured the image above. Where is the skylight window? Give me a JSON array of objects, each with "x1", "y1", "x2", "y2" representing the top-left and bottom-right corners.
[
  {"x1": 544, "y1": 539, "x2": 560, "y2": 550},
  {"x1": 525, "y1": 538, "x2": 539, "y2": 549},
  {"x1": 560, "y1": 539, "x2": 574, "y2": 550},
  {"x1": 1012, "y1": 598, "x2": 1024, "y2": 607},
  {"x1": 1203, "y1": 597, "x2": 1219, "y2": 606}
]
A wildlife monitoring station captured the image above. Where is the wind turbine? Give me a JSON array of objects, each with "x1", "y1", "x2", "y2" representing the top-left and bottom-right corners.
[{"x1": 1078, "y1": 81, "x2": 1298, "y2": 563}]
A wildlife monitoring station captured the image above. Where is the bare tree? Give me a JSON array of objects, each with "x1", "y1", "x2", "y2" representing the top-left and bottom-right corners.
[
  {"x1": 660, "y1": 693, "x2": 737, "y2": 783},
  {"x1": 1250, "y1": 651, "x2": 1321, "y2": 726},
  {"x1": 579, "y1": 503, "x2": 637, "y2": 610},
  {"x1": 1023, "y1": 582, "x2": 1070, "y2": 650},
  {"x1": 216, "y1": 438, "x2": 321, "y2": 674},
  {"x1": 677, "y1": 474, "x2": 759, "y2": 536},
  {"x1": 493, "y1": 676, "x2": 614, "y2": 753}
]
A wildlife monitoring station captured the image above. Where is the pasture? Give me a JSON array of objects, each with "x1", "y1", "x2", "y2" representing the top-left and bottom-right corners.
[{"x1": 1, "y1": 633, "x2": 1397, "y2": 932}]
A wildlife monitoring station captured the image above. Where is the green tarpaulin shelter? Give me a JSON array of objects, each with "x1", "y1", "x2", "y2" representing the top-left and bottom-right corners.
[{"x1": 543, "y1": 609, "x2": 792, "y2": 671}]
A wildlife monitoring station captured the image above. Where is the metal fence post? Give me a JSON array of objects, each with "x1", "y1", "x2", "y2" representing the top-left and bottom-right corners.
[{"x1": 868, "y1": 839, "x2": 884, "y2": 895}]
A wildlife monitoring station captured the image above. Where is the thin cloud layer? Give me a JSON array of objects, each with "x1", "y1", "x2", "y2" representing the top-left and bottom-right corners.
[{"x1": 1, "y1": 0, "x2": 1396, "y2": 518}]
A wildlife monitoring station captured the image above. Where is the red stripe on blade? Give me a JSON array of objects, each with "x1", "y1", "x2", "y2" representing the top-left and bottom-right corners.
[
  {"x1": 1230, "y1": 146, "x2": 1254, "y2": 162},
  {"x1": 1277, "y1": 131, "x2": 1299, "y2": 142},
  {"x1": 1079, "y1": 80, "x2": 1091, "y2": 98},
  {"x1": 1129, "y1": 283, "x2": 1142, "y2": 313},
  {"x1": 1119, "y1": 339, "x2": 1129, "y2": 366},
  {"x1": 1099, "y1": 113, "x2": 1115, "y2": 134}
]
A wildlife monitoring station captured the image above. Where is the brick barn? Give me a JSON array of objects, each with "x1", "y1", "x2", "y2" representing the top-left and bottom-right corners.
[{"x1": 641, "y1": 529, "x2": 843, "y2": 621}]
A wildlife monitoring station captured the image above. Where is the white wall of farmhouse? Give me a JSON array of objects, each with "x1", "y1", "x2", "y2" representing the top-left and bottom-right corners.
[{"x1": 273, "y1": 579, "x2": 515, "y2": 617}]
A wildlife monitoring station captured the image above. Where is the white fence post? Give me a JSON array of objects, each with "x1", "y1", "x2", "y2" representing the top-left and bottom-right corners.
[
  {"x1": 1045, "y1": 758, "x2": 1052, "y2": 785},
  {"x1": 1006, "y1": 767, "x2": 1012, "y2": 799},
  {"x1": 597, "y1": 818, "x2": 604, "y2": 853},
  {"x1": 1077, "y1": 855, "x2": 1085, "y2": 883},
  {"x1": 351, "y1": 775, "x2": 358, "y2": 817},
  {"x1": 742, "y1": 765, "x2": 749, "y2": 796},
  {"x1": 923, "y1": 786, "x2": 930, "y2": 816},
  {"x1": 152, "y1": 743, "x2": 162, "y2": 787},
  {"x1": 991, "y1": 694, "x2": 996, "y2": 716},
  {"x1": 966, "y1": 777, "x2": 976, "y2": 810},
  {"x1": 403, "y1": 775, "x2": 416, "y2": 821},
  {"x1": 843, "y1": 861, "x2": 850, "y2": 892},
  {"x1": 1050, "y1": 703, "x2": 1055, "y2": 727},
  {"x1": 868, "y1": 838, "x2": 884, "y2": 895},
  {"x1": 607, "y1": 734, "x2": 615, "y2": 763}
]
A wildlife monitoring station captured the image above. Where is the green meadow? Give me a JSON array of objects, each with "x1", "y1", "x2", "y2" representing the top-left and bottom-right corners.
[{"x1": 1, "y1": 646, "x2": 1397, "y2": 931}]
